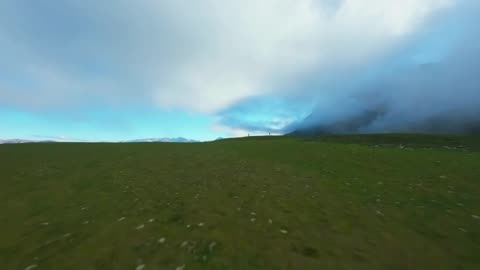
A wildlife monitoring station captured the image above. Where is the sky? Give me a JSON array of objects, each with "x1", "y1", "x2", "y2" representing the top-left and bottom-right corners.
[{"x1": 1, "y1": 0, "x2": 479, "y2": 141}]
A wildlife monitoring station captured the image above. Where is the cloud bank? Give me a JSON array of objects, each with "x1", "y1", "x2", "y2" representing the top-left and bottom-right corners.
[
  {"x1": 289, "y1": 1, "x2": 480, "y2": 135},
  {"x1": 0, "y1": 0, "x2": 452, "y2": 111}
]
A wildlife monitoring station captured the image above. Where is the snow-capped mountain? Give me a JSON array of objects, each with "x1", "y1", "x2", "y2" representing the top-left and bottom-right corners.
[
  {"x1": 0, "y1": 137, "x2": 199, "y2": 144},
  {"x1": 0, "y1": 139, "x2": 57, "y2": 144},
  {"x1": 0, "y1": 139, "x2": 34, "y2": 144}
]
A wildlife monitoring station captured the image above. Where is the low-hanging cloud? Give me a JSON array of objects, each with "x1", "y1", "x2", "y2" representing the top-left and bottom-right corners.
[
  {"x1": 0, "y1": 0, "x2": 453, "y2": 115},
  {"x1": 288, "y1": 1, "x2": 480, "y2": 135}
]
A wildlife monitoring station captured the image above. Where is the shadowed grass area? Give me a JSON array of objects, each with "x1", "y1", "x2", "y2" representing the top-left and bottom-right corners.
[
  {"x1": 291, "y1": 134, "x2": 480, "y2": 151},
  {"x1": 1, "y1": 135, "x2": 479, "y2": 269}
]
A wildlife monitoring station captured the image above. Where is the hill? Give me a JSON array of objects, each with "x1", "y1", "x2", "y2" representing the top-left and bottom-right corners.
[{"x1": 290, "y1": 109, "x2": 480, "y2": 136}]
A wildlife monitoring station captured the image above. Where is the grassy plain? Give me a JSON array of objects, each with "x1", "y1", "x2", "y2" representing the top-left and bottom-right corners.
[{"x1": 1, "y1": 135, "x2": 479, "y2": 269}]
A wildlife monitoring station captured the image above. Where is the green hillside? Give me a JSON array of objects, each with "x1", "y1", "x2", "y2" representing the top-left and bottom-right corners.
[{"x1": 1, "y1": 135, "x2": 479, "y2": 270}]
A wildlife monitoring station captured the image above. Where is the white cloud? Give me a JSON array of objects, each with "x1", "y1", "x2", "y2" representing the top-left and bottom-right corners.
[
  {"x1": 0, "y1": 0, "x2": 454, "y2": 113},
  {"x1": 151, "y1": 0, "x2": 454, "y2": 113},
  {"x1": 211, "y1": 123, "x2": 250, "y2": 138},
  {"x1": 211, "y1": 117, "x2": 283, "y2": 137}
]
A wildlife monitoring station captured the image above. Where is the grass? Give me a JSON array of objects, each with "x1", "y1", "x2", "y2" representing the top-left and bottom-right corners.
[{"x1": 0, "y1": 134, "x2": 479, "y2": 270}]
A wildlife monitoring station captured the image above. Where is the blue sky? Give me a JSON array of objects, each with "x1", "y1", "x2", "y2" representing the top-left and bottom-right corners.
[
  {"x1": 1, "y1": 0, "x2": 479, "y2": 141},
  {"x1": 0, "y1": 106, "x2": 218, "y2": 141}
]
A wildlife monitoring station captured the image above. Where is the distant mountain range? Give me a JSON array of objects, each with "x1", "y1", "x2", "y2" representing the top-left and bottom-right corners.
[
  {"x1": 0, "y1": 137, "x2": 199, "y2": 144},
  {"x1": 0, "y1": 139, "x2": 56, "y2": 144}
]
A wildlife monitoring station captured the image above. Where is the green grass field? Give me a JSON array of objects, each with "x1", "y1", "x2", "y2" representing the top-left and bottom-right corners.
[{"x1": 1, "y1": 135, "x2": 480, "y2": 270}]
